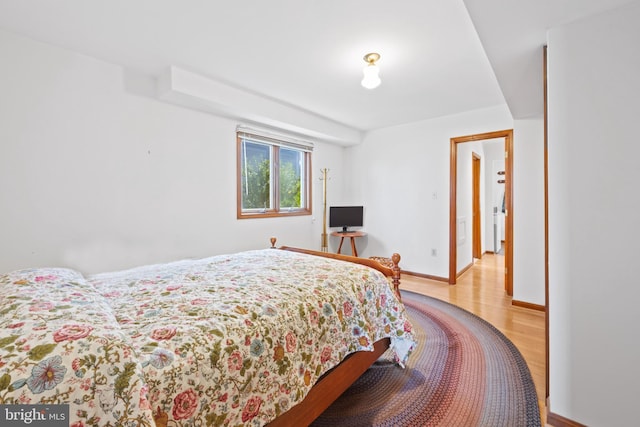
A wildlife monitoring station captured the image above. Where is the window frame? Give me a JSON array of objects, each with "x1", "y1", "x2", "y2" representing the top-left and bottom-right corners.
[{"x1": 236, "y1": 130, "x2": 313, "y2": 219}]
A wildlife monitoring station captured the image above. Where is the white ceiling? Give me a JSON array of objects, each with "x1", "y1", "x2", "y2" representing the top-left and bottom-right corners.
[
  {"x1": 462, "y1": 0, "x2": 637, "y2": 120},
  {"x1": 0, "y1": 0, "x2": 634, "y2": 138}
]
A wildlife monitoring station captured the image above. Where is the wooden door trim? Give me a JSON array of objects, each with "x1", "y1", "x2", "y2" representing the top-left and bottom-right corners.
[
  {"x1": 472, "y1": 153, "x2": 482, "y2": 260},
  {"x1": 543, "y1": 45, "x2": 550, "y2": 401},
  {"x1": 449, "y1": 129, "x2": 513, "y2": 297}
]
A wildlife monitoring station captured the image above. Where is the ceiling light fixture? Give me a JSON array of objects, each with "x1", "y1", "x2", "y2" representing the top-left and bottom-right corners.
[{"x1": 361, "y1": 52, "x2": 381, "y2": 89}]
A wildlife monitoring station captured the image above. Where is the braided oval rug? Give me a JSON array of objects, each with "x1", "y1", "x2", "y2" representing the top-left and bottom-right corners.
[{"x1": 312, "y1": 290, "x2": 541, "y2": 427}]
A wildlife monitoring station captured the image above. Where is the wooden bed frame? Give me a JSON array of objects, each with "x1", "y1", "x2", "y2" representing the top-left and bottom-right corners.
[{"x1": 266, "y1": 238, "x2": 402, "y2": 426}]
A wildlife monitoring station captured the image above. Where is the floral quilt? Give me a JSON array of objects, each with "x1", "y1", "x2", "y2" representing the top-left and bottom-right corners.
[
  {"x1": 0, "y1": 268, "x2": 154, "y2": 426},
  {"x1": 1, "y1": 249, "x2": 415, "y2": 426}
]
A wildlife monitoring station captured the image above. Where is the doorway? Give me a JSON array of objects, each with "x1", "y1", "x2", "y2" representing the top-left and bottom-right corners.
[{"x1": 449, "y1": 129, "x2": 513, "y2": 295}]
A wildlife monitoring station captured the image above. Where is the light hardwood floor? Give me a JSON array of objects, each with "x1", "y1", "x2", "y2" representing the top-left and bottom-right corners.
[{"x1": 400, "y1": 253, "x2": 547, "y2": 425}]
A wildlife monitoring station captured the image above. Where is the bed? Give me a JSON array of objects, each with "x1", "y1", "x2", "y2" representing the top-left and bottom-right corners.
[{"x1": 0, "y1": 241, "x2": 415, "y2": 426}]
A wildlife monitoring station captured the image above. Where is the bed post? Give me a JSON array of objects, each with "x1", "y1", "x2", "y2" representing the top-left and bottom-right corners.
[{"x1": 391, "y1": 253, "x2": 401, "y2": 301}]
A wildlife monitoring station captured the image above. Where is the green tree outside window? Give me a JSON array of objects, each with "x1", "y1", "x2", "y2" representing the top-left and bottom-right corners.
[{"x1": 238, "y1": 136, "x2": 311, "y2": 218}]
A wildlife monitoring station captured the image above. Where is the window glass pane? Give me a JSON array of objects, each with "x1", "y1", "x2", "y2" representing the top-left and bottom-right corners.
[
  {"x1": 237, "y1": 130, "x2": 311, "y2": 219},
  {"x1": 240, "y1": 140, "x2": 272, "y2": 210},
  {"x1": 279, "y1": 147, "x2": 304, "y2": 209}
]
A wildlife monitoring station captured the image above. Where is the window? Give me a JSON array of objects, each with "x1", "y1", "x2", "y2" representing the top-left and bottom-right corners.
[{"x1": 237, "y1": 127, "x2": 312, "y2": 219}]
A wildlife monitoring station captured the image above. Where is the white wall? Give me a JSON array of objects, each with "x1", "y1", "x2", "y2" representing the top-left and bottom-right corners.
[
  {"x1": 456, "y1": 140, "x2": 484, "y2": 270},
  {"x1": 0, "y1": 29, "x2": 345, "y2": 274},
  {"x1": 345, "y1": 105, "x2": 513, "y2": 278},
  {"x1": 513, "y1": 119, "x2": 545, "y2": 305},
  {"x1": 547, "y1": 2, "x2": 640, "y2": 425}
]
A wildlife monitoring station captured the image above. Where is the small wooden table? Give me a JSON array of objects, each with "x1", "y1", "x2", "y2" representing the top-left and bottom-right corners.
[{"x1": 331, "y1": 231, "x2": 366, "y2": 257}]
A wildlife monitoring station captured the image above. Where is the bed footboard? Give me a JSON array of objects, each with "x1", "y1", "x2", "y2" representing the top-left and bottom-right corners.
[{"x1": 269, "y1": 237, "x2": 402, "y2": 301}]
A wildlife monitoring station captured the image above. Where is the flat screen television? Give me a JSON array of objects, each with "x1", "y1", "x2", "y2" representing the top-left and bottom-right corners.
[{"x1": 329, "y1": 206, "x2": 363, "y2": 233}]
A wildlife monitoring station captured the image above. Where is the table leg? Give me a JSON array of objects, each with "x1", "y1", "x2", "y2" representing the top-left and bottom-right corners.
[
  {"x1": 350, "y1": 237, "x2": 358, "y2": 257},
  {"x1": 337, "y1": 236, "x2": 345, "y2": 254}
]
